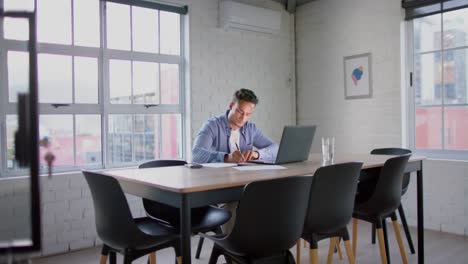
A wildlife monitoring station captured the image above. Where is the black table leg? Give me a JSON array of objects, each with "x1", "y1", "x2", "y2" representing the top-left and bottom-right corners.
[
  {"x1": 180, "y1": 194, "x2": 192, "y2": 264},
  {"x1": 417, "y1": 164, "x2": 424, "y2": 264}
]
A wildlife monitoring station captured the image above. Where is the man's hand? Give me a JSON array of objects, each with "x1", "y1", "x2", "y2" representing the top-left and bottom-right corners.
[
  {"x1": 242, "y1": 150, "x2": 259, "y2": 161},
  {"x1": 224, "y1": 151, "x2": 246, "y2": 163}
]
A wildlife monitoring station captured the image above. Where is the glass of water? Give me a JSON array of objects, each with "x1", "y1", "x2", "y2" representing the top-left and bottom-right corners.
[{"x1": 321, "y1": 137, "x2": 335, "y2": 165}]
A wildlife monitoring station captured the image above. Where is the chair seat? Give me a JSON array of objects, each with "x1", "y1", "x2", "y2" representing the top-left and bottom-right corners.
[{"x1": 152, "y1": 205, "x2": 231, "y2": 233}]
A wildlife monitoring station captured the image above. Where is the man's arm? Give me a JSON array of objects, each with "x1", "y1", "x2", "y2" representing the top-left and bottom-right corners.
[
  {"x1": 192, "y1": 123, "x2": 227, "y2": 163},
  {"x1": 252, "y1": 126, "x2": 279, "y2": 161}
]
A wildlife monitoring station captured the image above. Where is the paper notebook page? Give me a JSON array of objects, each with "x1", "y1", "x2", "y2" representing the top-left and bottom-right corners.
[
  {"x1": 233, "y1": 165, "x2": 286, "y2": 171},
  {"x1": 201, "y1": 163, "x2": 238, "y2": 168}
]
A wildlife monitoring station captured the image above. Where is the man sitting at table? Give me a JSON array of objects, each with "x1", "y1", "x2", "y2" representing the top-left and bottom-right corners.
[
  {"x1": 192, "y1": 88, "x2": 279, "y2": 233},
  {"x1": 192, "y1": 88, "x2": 278, "y2": 164}
]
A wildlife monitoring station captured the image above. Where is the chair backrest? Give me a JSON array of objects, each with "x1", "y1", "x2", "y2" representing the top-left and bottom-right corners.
[
  {"x1": 222, "y1": 176, "x2": 312, "y2": 257},
  {"x1": 83, "y1": 170, "x2": 143, "y2": 249},
  {"x1": 360, "y1": 154, "x2": 411, "y2": 215},
  {"x1": 139, "y1": 159, "x2": 187, "y2": 169},
  {"x1": 303, "y1": 162, "x2": 363, "y2": 235},
  {"x1": 139, "y1": 160, "x2": 187, "y2": 223},
  {"x1": 371, "y1": 148, "x2": 412, "y2": 194}
]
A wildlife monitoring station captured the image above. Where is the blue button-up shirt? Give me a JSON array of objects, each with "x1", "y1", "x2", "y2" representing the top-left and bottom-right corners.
[{"x1": 192, "y1": 111, "x2": 279, "y2": 163}]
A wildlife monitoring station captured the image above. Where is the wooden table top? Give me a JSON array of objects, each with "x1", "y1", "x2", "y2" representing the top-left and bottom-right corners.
[{"x1": 98, "y1": 153, "x2": 425, "y2": 193}]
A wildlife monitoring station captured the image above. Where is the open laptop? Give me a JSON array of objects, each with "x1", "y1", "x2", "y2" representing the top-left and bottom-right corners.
[{"x1": 249, "y1": 125, "x2": 316, "y2": 165}]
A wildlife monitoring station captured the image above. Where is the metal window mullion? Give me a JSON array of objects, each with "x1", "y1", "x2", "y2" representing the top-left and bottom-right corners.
[
  {"x1": 440, "y1": 13, "x2": 446, "y2": 150},
  {"x1": 158, "y1": 114, "x2": 162, "y2": 159},
  {"x1": 73, "y1": 115, "x2": 77, "y2": 166},
  {"x1": 71, "y1": 0, "x2": 75, "y2": 46},
  {"x1": 106, "y1": 49, "x2": 180, "y2": 63},
  {"x1": 416, "y1": 44, "x2": 468, "y2": 55},
  {"x1": 179, "y1": 13, "x2": 186, "y2": 160},
  {"x1": 38, "y1": 104, "x2": 100, "y2": 114},
  {"x1": 0, "y1": 11, "x2": 6, "y2": 176},
  {"x1": 101, "y1": 0, "x2": 109, "y2": 168}
]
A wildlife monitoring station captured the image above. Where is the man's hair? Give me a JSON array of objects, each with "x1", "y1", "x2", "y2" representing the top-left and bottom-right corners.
[{"x1": 231, "y1": 88, "x2": 259, "y2": 105}]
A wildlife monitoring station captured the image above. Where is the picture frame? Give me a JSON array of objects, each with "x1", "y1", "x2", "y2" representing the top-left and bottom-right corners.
[{"x1": 343, "y1": 53, "x2": 372, "y2": 100}]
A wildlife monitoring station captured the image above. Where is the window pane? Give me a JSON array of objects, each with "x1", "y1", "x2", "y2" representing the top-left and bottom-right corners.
[
  {"x1": 38, "y1": 54, "x2": 72, "y2": 103},
  {"x1": 442, "y1": 9, "x2": 468, "y2": 49},
  {"x1": 414, "y1": 52, "x2": 442, "y2": 105},
  {"x1": 108, "y1": 115, "x2": 133, "y2": 164},
  {"x1": 37, "y1": 0, "x2": 72, "y2": 45},
  {"x1": 76, "y1": 115, "x2": 102, "y2": 165},
  {"x1": 4, "y1": 18, "x2": 29, "y2": 41},
  {"x1": 444, "y1": 106, "x2": 468, "y2": 150},
  {"x1": 39, "y1": 115, "x2": 74, "y2": 167},
  {"x1": 109, "y1": 60, "x2": 131, "y2": 104},
  {"x1": 132, "y1": 7, "x2": 158, "y2": 53},
  {"x1": 160, "y1": 64, "x2": 179, "y2": 104},
  {"x1": 75, "y1": 57, "x2": 98, "y2": 104},
  {"x1": 74, "y1": 0, "x2": 100, "y2": 47},
  {"x1": 4, "y1": 0, "x2": 34, "y2": 11},
  {"x1": 160, "y1": 11, "x2": 180, "y2": 55},
  {"x1": 106, "y1": 3, "x2": 130, "y2": 50},
  {"x1": 8, "y1": 51, "x2": 29, "y2": 103},
  {"x1": 413, "y1": 14, "x2": 441, "y2": 53},
  {"x1": 134, "y1": 115, "x2": 159, "y2": 161},
  {"x1": 6, "y1": 115, "x2": 19, "y2": 170},
  {"x1": 415, "y1": 106, "x2": 442, "y2": 150},
  {"x1": 133, "y1": 61, "x2": 159, "y2": 104},
  {"x1": 443, "y1": 49, "x2": 468, "y2": 105},
  {"x1": 161, "y1": 114, "x2": 182, "y2": 159}
]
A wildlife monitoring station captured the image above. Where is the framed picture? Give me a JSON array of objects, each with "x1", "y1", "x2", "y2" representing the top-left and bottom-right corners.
[{"x1": 343, "y1": 53, "x2": 372, "y2": 99}]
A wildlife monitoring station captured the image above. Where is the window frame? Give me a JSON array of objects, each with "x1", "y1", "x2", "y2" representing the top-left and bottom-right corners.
[
  {"x1": 0, "y1": 0, "x2": 187, "y2": 177},
  {"x1": 406, "y1": 12, "x2": 468, "y2": 160}
]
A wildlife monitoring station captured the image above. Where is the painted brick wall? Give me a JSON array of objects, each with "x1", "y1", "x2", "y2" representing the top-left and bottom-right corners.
[
  {"x1": 0, "y1": 0, "x2": 295, "y2": 257},
  {"x1": 295, "y1": 0, "x2": 468, "y2": 236}
]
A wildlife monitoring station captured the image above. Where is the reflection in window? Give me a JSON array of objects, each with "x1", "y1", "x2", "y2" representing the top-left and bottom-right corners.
[
  {"x1": 39, "y1": 115, "x2": 74, "y2": 167},
  {"x1": 76, "y1": 115, "x2": 102, "y2": 165}
]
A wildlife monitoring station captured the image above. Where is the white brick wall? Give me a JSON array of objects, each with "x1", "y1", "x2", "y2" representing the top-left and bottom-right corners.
[
  {"x1": 296, "y1": 0, "x2": 468, "y2": 236},
  {"x1": 0, "y1": 0, "x2": 295, "y2": 257}
]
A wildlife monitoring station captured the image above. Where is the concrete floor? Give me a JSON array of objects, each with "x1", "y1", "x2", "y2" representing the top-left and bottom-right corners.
[{"x1": 32, "y1": 222, "x2": 468, "y2": 264}]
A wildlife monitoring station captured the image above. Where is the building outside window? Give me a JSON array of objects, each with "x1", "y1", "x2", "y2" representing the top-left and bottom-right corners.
[{"x1": 409, "y1": 8, "x2": 468, "y2": 158}]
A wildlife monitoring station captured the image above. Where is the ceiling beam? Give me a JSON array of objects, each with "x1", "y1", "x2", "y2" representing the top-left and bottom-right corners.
[{"x1": 286, "y1": 0, "x2": 297, "y2": 13}]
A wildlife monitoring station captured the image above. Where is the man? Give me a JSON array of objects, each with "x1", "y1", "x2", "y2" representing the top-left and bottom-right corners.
[
  {"x1": 192, "y1": 88, "x2": 278, "y2": 164},
  {"x1": 192, "y1": 88, "x2": 279, "y2": 233}
]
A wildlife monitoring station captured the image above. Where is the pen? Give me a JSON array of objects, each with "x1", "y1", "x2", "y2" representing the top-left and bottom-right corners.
[{"x1": 235, "y1": 143, "x2": 246, "y2": 162}]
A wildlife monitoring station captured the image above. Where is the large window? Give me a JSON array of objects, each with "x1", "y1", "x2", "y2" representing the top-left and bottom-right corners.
[
  {"x1": 408, "y1": 8, "x2": 468, "y2": 159},
  {"x1": 0, "y1": 0, "x2": 186, "y2": 177}
]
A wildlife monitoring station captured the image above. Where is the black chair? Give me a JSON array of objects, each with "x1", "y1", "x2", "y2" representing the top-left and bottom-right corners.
[
  {"x1": 369, "y1": 148, "x2": 415, "y2": 254},
  {"x1": 82, "y1": 171, "x2": 181, "y2": 264},
  {"x1": 352, "y1": 155, "x2": 411, "y2": 264},
  {"x1": 297, "y1": 162, "x2": 363, "y2": 264},
  {"x1": 139, "y1": 160, "x2": 231, "y2": 259},
  {"x1": 202, "y1": 176, "x2": 313, "y2": 264}
]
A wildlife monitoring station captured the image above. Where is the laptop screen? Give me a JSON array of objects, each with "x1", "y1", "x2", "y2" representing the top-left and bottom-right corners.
[{"x1": 274, "y1": 125, "x2": 317, "y2": 164}]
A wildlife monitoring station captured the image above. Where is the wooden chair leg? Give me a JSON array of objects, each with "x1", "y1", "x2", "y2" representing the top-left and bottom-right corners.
[
  {"x1": 100, "y1": 255, "x2": 107, "y2": 264},
  {"x1": 392, "y1": 220, "x2": 409, "y2": 264},
  {"x1": 304, "y1": 239, "x2": 308, "y2": 248},
  {"x1": 327, "y1": 238, "x2": 336, "y2": 264},
  {"x1": 296, "y1": 239, "x2": 301, "y2": 264},
  {"x1": 376, "y1": 228, "x2": 388, "y2": 264},
  {"x1": 176, "y1": 256, "x2": 182, "y2": 264},
  {"x1": 149, "y1": 252, "x2": 156, "y2": 264},
  {"x1": 343, "y1": 240, "x2": 356, "y2": 264},
  {"x1": 336, "y1": 238, "x2": 343, "y2": 260},
  {"x1": 310, "y1": 248, "x2": 318, "y2": 264},
  {"x1": 352, "y1": 218, "x2": 358, "y2": 256}
]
